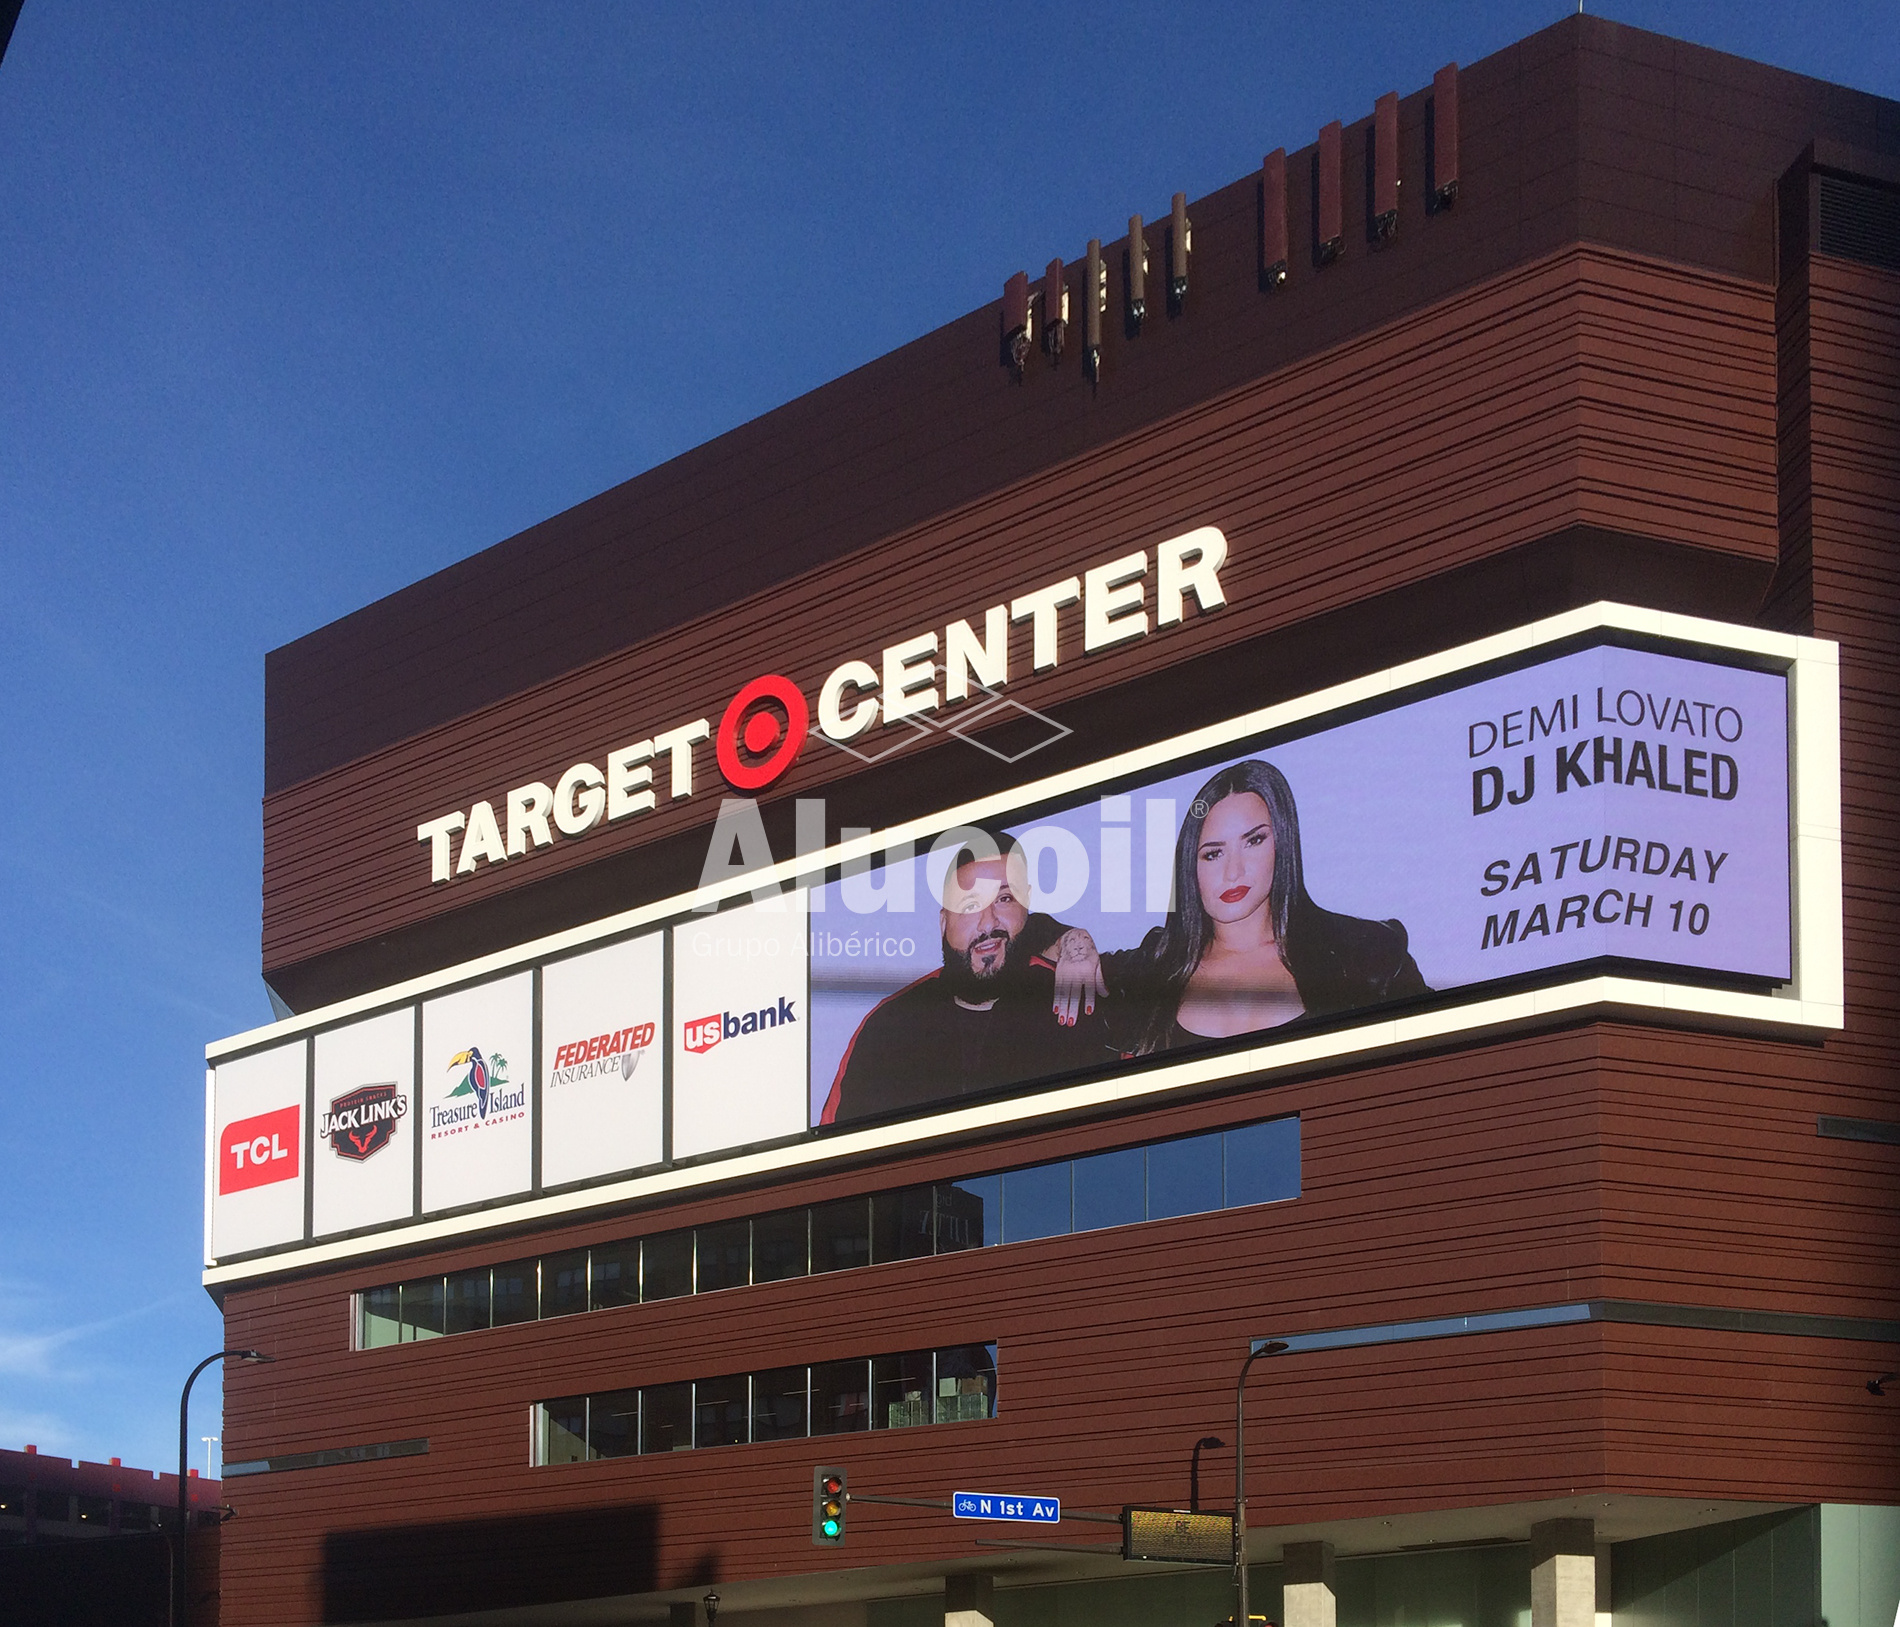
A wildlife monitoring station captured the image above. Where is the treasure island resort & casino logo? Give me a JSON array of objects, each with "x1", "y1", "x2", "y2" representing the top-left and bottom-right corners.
[{"x1": 429, "y1": 1047, "x2": 526, "y2": 1139}]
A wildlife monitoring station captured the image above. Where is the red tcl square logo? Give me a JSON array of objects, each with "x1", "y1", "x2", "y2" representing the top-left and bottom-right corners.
[{"x1": 220, "y1": 1105, "x2": 301, "y2": 1194}]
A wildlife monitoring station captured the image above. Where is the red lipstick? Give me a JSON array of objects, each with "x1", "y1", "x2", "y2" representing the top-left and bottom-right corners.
[{"x1": 1220, "y1": 884, "x2": 1250, "y2": 903}]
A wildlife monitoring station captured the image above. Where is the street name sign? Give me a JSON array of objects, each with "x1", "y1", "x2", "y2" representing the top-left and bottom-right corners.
[{"x1": 951, "y1": 1491, "x2": 1061, "y2": 1523}]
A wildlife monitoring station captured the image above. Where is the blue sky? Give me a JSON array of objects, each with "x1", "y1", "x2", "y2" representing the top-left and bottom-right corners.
[{"x1": 0, "y1": 1, "x2": 1892, "y2": 1478}]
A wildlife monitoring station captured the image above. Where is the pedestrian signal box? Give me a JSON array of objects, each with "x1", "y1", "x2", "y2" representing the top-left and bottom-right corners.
[
  {"x1": 812, "y1": 1466, "x2": 847, "y2": 1545},
  {"x1": 1121, "y1": 1505, "x2": 1234, "y2": 1564}
]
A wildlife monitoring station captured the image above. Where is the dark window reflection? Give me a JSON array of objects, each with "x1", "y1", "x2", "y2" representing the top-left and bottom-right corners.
[
  {"x1": 696, "y1": 1220, "x2": 751, "y2": 1292},
  {"x1": 542, "y1": 1396, "x2": 588, "y2": 1464},
  {"x1": 933, "y1": 1343, "x2": 997, "y2": 1422},
  {"x1": 1224, "y1": 1117, "x2": 1301, "y2": 1208},
  {"x1": 811, "y1": 1198, "x2": 870, "y2": 1274},
  {"x1": 444, "y1": 1268, "x2": 491, "y2": 1334},
  {"x1": 810, "y1": 1358, "x2": 870, "y2": 1436},
  {"x1": 491, "y1": 1260, "x2": 538, "y2": 1327},
  {"x1": 1001, "y1": 1163, "x2": 1071, "y2": 1243},
  {"x1": 1146, "y1": 1134, "x2": 1222, "y2": 1220},
  {"x1": 695, "y1": 1374, "x2": 750, "y2": 1447},
  {"x1": 590, "y1": 1239, "x2": 640, "y2": 1310},
  {"x1": 752, "y1": 1210, "x2": 810, "y2": 1283},
  {"x1": 589, "y1": 1388, "x2": 639, "y2": 1459},
  {"x1": 935, "y1": 1177, "x2": 996, "y2": 1252},
  {"x1": 360, "y1": 1285, "x2": 401, "y2": 1348},
  {"x1": 751, "y1": 1365, "x2": 809, "y2": 1442},
  {"x1": 642, "y1": 1231, "x2": 693, "y2": 1302},
  {"x1": 399, "y1": 1277, "x2": 445, "y2": 1341},
  {"x1": 364, "y1": 1116, "x2": 1303, "y2": 1347},
  {"x1": 542, "y1": 1249, "x2": 589, "y2": 1318},
  {"x1": 1073, "y1": 1146, "x2": 1144, "y2": 1232},
  {"x1": 640, "y1": 1381, "x2": 693, "y2": 1453},
  {"x1": 872, "y1": 1350, "x2": 934, "y2": 1429},
  {"x1": 872, "y1": 1186, "x2": 935, "y2": 1263}
]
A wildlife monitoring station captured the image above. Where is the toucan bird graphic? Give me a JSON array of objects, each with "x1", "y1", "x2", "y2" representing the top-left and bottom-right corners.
[{"x1": 447, "y1": 1047, "x2": 505, "y2": 1117}]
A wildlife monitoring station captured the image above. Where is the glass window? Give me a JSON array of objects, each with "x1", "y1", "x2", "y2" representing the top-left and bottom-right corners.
[
  {"x1": 934, "y1": 1343, "x2": 997, "y2": 1422},
  {"x1": 695, "y1": 1374, "x2": 750, "y2": 1448},
  {"x1": 35, "y1": 1490, "x2": 68, "y2": 1521},
  {"x1": 642, "y1": 1231, "x2": 693, "y2": 1302},
  {"x1": 752, "y1": 1210, "x2": 810, "y2": 1283},
  {"x1": 872, "y1": 1186, "x2": 935, "y2": 1263},
  {"x1": 541, "y1": 1397, "x2": 589, "y2": 1465},
  {"x1": 810, "y1": 1359, "x2": 871, "y2": 1436},
  {"x1": 1224, "y1": 1117, "x2": 1301, "y2": 1208},
  {"x1": 810, "y1": 1197, "x2": 870, "y2": 1275},
  {"x1": 360, "y1": 1285, "x2": 401, "y2": 1348},
  {"x1": 641, "y1": 1381, "x2": 693, "y2": 1453},
  {"x1": 542, "y1": 1249, "x2": 590, "y2": 1318},
  {"x1": 444, "y1": 1268, "x2": 491, "y2": 1334},
  {"x1": 751, "y1": 1365, "x2": 809, "y2": 1443},
  {"x1": 1001, "y1": 1162, "x2": 1072, "y2": 1243},
  {"x1": 696, "y1": 1220, "x2": 751, "y2": 1293},
  {"x1": 589, "y1": 1388, "x2": 640, "y2": 1459},
  {"x1": 77, "y1": 1495, "x2": 110, "y2": 1525},
  {"x1": 935, "y1": 1176, "x2": 997, "y2": 1252},
  {"x1": 1147, "y1": 1133, "x2": 1223, "y2": 1221},
  {"x1": 117, "y1": 1501, "x2": 152, "y2": 1530},
  {"x1": 872, "y1": 1350, "x2": 934, "y2": 1430},
  {"x1": 1072, "y1": 1147, "x2": 1144, "y2": 1233},
  {"x1": 590, "y1": 1239, "x2": 641, "y2": 1310},
  {"x1": 491, "y1": 1259, "x2": 538, "y2": 1327},
  {"x1": 399, "y1": 1276, "x2": 445, "y2": 1341}
]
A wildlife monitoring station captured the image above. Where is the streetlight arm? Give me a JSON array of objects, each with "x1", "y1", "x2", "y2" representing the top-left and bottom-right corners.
[
  {"x1": 176, "y1": 1349, "x2": 270, "y2": 1626},
  {"x1": 1233, "y1": 1340, "x2": 1289, "y2": 1627}
]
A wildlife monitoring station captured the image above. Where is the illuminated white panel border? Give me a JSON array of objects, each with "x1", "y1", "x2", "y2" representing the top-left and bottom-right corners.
[{"x1": 202, "y1": 603, "x2": 1842, "y2": 1285}]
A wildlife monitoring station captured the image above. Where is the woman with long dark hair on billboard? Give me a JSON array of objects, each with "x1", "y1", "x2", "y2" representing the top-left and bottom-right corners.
[{"x1": 1101, "y1": 759, "x2": 1429, "y2": 1055}]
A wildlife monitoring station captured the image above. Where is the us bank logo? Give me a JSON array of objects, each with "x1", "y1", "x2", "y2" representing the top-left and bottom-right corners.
[
  {"x1": 683, "y1": 997, "x2": 798, "y2": 1056},
  {"x1": 428, "y1": 1046, "x2": 526, "y2": 1138}
]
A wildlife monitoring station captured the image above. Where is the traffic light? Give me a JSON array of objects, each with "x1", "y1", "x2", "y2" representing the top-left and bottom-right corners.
[{"x1": 811, "y1": 1466, "x2": 847, "y2": 1546}]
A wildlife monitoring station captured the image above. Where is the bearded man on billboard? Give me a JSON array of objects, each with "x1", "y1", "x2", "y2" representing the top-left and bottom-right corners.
[{"x1": 818, "y1": 831, "x2": 1107, "y2": 1125}]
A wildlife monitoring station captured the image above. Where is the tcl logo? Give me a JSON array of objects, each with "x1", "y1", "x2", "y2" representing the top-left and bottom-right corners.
[{"x1": 220, "y1": 1105, "x2": 301, "y2": 1194}]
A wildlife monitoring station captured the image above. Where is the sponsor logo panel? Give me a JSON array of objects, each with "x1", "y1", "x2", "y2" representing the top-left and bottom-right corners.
[
  {"x1": 683, "y1": 997, "x2": 797, "y2": 1056},
  {"x1": 321, "y1": 1083, "x2": 408, "y2": 1161},
  {"x1": 549, "y1": 1021, "x2": 655, "y2": 1086},
  {"x1": 220, "y1": 1104, "x2": 301, "y2": 1194},
  {"x1": 429, "y1": 1046, "x2": 527, "y2": 1139}
]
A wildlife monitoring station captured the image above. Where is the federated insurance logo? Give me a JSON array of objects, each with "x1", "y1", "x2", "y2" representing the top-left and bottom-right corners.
[
  {"x1": 549, "y1": 1023, "x2": 655, "y2": 1089},
  {"x1": 429, "y1": 1046, "x2": 526, "y2": 1138},
  {"x1": 320, "y1": 1083, "x2": 408, "y2": 1161},
  {"x1": 682, "y1": 997, "x2": 797, "y2": 1056}
]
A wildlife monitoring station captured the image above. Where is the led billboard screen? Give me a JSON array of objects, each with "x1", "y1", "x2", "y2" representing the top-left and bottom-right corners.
[
  {"x1": 204, "y1": 611, "x2": 1829, "y2": 1278},
  {"x1": 811, "y1": 643, "x2": 1789, "y2": 1126}
]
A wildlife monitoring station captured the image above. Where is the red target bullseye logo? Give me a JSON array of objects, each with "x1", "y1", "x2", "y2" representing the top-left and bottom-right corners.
[{"x1": 716, "y1": 674, "x2": 810, "y2": 791}]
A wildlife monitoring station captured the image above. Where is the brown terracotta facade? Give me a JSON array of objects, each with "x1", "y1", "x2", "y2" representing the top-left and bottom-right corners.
[{"x1": 216, "y1": 17, "x2": 1899, "y2": 1627}]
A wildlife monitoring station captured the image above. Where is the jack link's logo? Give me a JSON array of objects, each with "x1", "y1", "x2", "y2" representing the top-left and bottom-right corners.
[
  {"x1": 320, "y1": 1083, "x2": 408, "y2": 1161},
  {"x1": 429, "y1": 1046, "x2": 527, "y2": 1137},
  {"x1": 219, "y1": 1104, "x2": 301, "y2": 1195},
  {"x1": 682, "y1": 997, "x2": 798, "y2": 1056}
]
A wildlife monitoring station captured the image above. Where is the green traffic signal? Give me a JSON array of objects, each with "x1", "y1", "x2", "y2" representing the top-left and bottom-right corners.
[{"x1": 811, "y1": 1466, "x2": 848, "y2": 1546}]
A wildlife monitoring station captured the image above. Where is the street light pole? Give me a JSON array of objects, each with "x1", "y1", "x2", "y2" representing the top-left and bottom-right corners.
[
  {"x1": 1233, "y1": 1338, "x2": 1289, "y2": 1627},
  {"x1": 176, "y1": 1349, "x2": 272, "y2": 1627}
]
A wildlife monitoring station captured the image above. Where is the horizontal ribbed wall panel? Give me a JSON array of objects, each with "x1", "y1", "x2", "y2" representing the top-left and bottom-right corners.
[{"x1": 259, "y1": 247, "x2": 1777, "y2": 978}]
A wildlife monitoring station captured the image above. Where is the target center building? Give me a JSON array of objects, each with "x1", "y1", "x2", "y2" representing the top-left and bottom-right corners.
[{"x1": 204, "y1": 18, "x2": 1900, "y2": 1627}]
